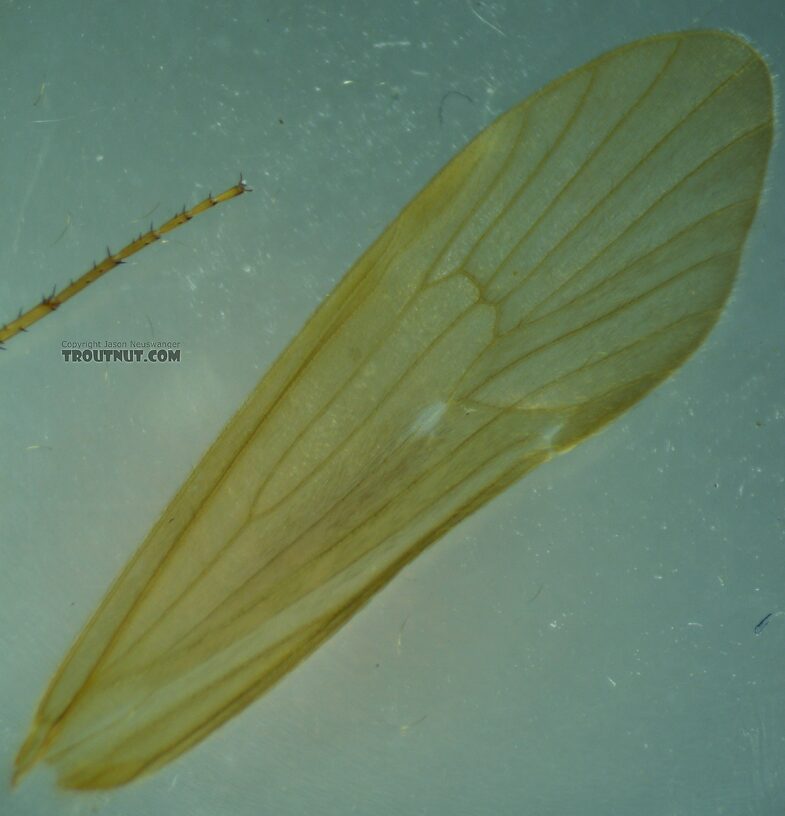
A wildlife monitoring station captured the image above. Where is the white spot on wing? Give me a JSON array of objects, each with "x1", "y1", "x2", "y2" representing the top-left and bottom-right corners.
[{"x1": 410, "y1": 402, "x2": 448, "y2": 439}]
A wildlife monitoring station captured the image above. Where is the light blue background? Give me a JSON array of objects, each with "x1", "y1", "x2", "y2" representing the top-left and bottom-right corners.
[{"x1": 1, "y1": 2, "x2": 783, "y2": 814}]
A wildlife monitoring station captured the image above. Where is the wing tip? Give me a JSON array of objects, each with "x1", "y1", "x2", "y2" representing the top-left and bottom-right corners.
[{"x1": 11, "y1": 731, "x2": 42, "y2": 788}]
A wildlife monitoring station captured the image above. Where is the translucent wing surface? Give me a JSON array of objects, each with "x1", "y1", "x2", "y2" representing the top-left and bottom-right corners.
[{"x1": 15, "y1": 29, "x2": 773, "y2": 789}]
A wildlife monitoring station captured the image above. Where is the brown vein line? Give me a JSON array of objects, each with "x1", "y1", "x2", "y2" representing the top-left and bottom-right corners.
[
  {"x1": 208, "y1": 141, "x2": 501, "y2": 522},
  {"x1": 35, "y1": 98, "x2": 507, "y2": 732},
  {"x1": 46, "y1": 598, "x2": 330, "y2": 777},
  {"x1": 41, "y1": 42, "x2": 758, "y2": 756},
  {"x1": 481, "y1": 44, "x2": 680, "y2": 296},
  {"x1": 448, "y1": 120, "x2": 771, "y2": 424},
  {"x1": 505, "y1": 114, "x2": 769, "y2": 331},
  {"x1": 242, "y1": 263, "x2": 486, "y2": 518},
  {"x1": 514, "y1": 304, "x2": 723, "y2": 411},
  {"x1": 100, "y1": 403, "x2": 519, "y2": 702},
  {"x1": 81, "y1": 396, "x2": 507, "y2": 689},
  {"x1": 220, "y1": 406, "x2": 539, "y2": 665},
  {"x1": 111, "y1": 613, "x2": 334, "y2": 784},
  {"x1": 66, "y1": 411, "x2": 530, "y2": 785},
  {"x1": 202, "y1": 106, "x2": 526, "y2": 529},
  {"x1": 221, "y1": 415, "x2": 524, "y2": 617},
  {"x1": 421, "y1": 101, "x2": 532, "y2": 281},
  {"x1": 88, "y1": 451, "x2": 510, "y2": 787},
  {"x1": 240, "y1": 162, "x2": 512, "y2": 517},
  {"x1": 517, "y1": 196, "x2": 758, "y2": 331},
  {"x1": 41, "y1": 33, "x2": 760, "y2": 784},
  {"x1": 471, "y1": 67, "x2": 599, "y2": 293},
  {"x1": 81, "y1": 387, "x2": 561, "y2": 783},
  {"x1": 135, "y1": 373, "x2": 527, "y2": 674},
  {"x1": 108, "y1": 301, "x2": 486, "y2": 666},
  {"x1": 124, "y1": 434, "x2": 515, "y2": 784},
  {"x1": 522, "y1": 300, "x2": 726, "y2": 408},
  {"x1": 466, "y1": 247, "x2": 739, "y2": 401},
  {"x1": 235, "y1": 278, "x2": 424, "y2": 510},
  {"x1": 97, "y1": 420, "x2": 517, "y2": 785},
  {"x1": 38, "y1": 211, "x2": 410, "y2": 740},
  {"x1": 62, "y1": 65, "x2": 584, "y2": 693},
  {"x1": 450, "y1": 199, "x2": 742, "y2": 399},
  {"x1": 242, "y1": 298, "x2": 484, "y2": 518},
  {"x1": 500, "y1": 54, "x2": 761, "y2": 314},
  {"x1": 241, "y1": 296, "x2": 479, "y2": 513}
]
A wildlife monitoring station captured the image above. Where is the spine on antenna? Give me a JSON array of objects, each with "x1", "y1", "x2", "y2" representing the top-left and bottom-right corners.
[{"x1": 0, "y1": 178, "x2": 251, "y2": 347}]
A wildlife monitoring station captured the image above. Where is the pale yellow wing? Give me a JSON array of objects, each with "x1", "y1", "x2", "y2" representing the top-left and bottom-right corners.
[{"x1": 15, "y1": 29, "x2": 773, "y2": 789}]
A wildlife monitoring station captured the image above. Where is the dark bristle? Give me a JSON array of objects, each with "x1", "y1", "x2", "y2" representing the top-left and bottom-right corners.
[{"x1": 1, "y1": 177, "x2": 250, "y2": 346}]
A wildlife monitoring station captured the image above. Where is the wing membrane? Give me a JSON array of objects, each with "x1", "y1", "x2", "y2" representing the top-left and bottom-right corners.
[{"x1": 16, "y1": 30, "x2": 773, "y2": 789}]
